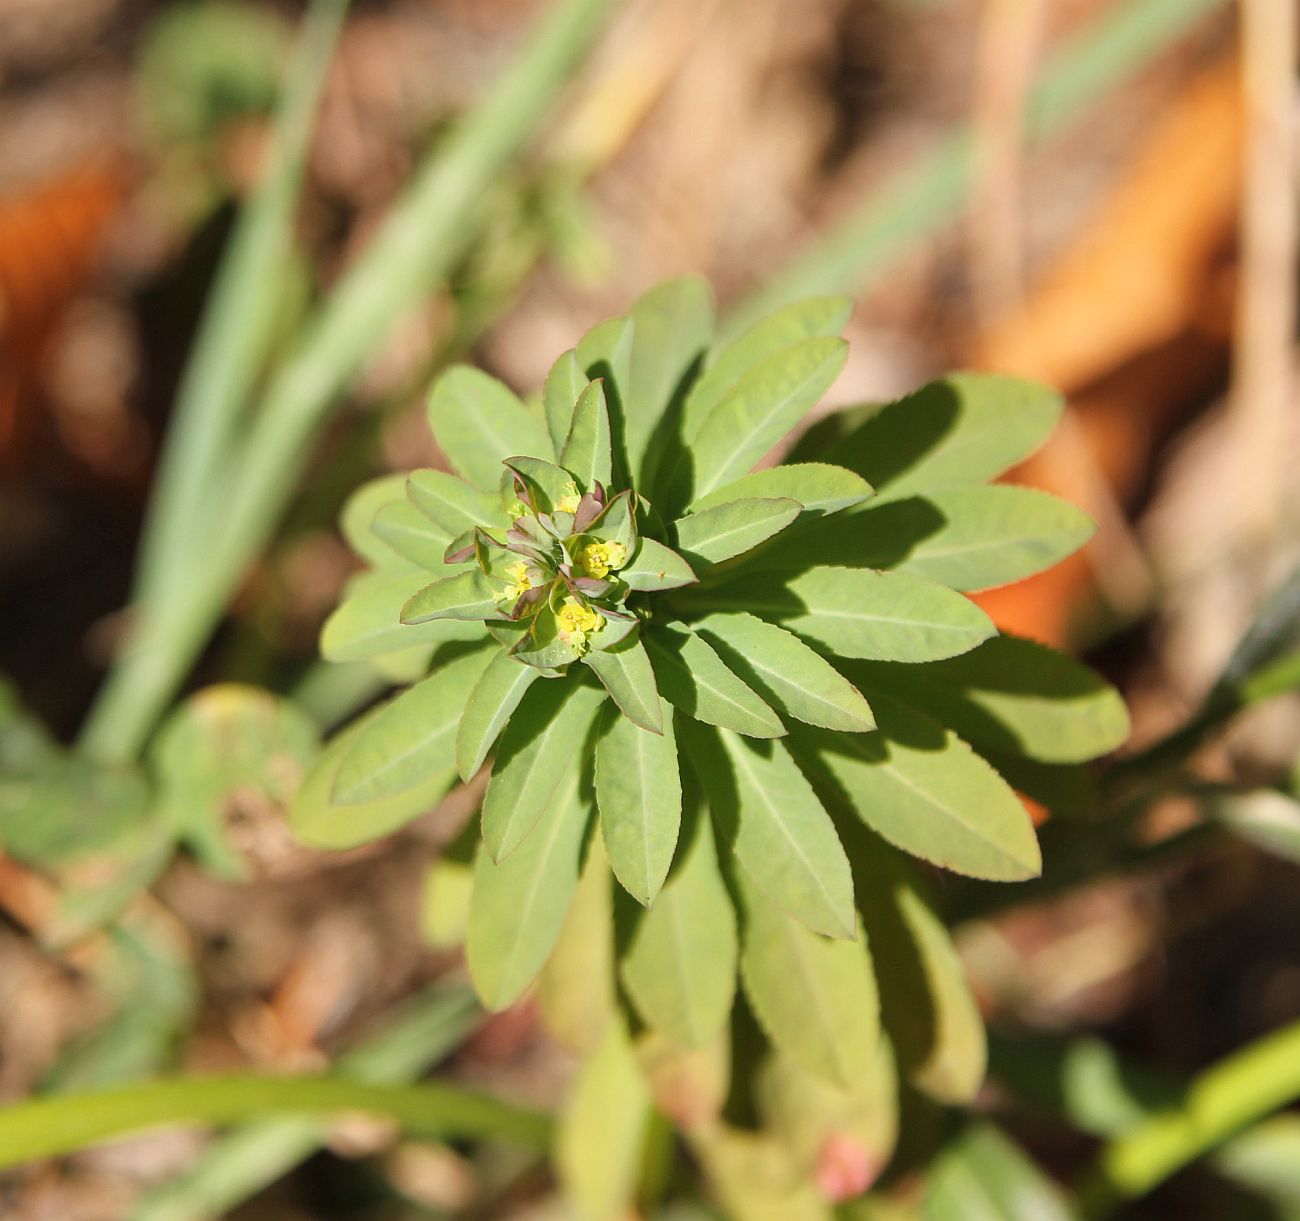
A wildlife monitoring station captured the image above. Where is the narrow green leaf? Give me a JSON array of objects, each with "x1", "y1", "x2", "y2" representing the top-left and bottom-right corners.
[
  {"x1": 455, "y1": 650, "x2": 545, "y2": 780},
  {"x1": 738, "y1": 874, "x2": 879, "y2": 1090},
  {"x1": 427, "y1": 365, "x2": 553, "y2": 490},
  {"x1": 845, "y1": 635, "x2": 1130, "y2": 764},
  {"x1": 673, "y1": 497, "x2": 802, "y2": 567},
  {"x1": 544, "y1": 348, "x2": 586, "y2": 455},
  {"x1": 406, "y1": 469, "x2": 502, "y2": 536},
  {"x1": 292, "y1": 713, "x2": 456, "y2": 850},
  {"x1": 332, "y1": 651, "x2": 493, "y2": 804},
  {"x1": 853, "y1": 834, "x2": 986, "y2": 1104},
  {"x1": 582, "y1": 634, "x2": 663, "y2": 733},
  {"x1": 621, "y1": 793, "x2": 737, "y2": 1047},
  {"x1": 720, "y1": 732, "x2": 855, "y2": 939},
  {"x1": 554, "y1": 1019, "x2": 652, "y2": 1221},
  {"x1": 694, "y1": 611, "x2": 875, "y2": 732},
  {"x1": 924, "y1": 1125, "x2": 1075, "y2": 1221},
  {"x1": 619, "y1": 538, "x2": 697, "y2": 592},
  {"x1": 538, "y1": 837, "x2": 616, "y2": 1053},
  {"x1": 688, "y1": 461, "x2": 872, "y2": 517},
  {"x1": 321, "y1": 570, "x2": 483, "y2": 662},
  {"x1": 467, "y1": 769, "x2": 590, "y2": 1010},
  {"x1": 894, "y1": 485, "x2": 1095, "y2": 592},
  {"x1": 401, "y1": 569, "x2": 499, "y2": 624},
  {"x1": 576, "y1": 315, "x2": 635, "y2": 483},
  {"x1": 682, "y1": 296, "x2": 852, "y2": 442},
  {"x1": 757, "y1": 1041, "x2": 899, "y2": 1187},
  {"x1": 481, "y1": 681, "x2": 605, "y2": 861},
  {"x1": 686, "y1": 336, "x2": 848, "y2": 502},
  {"x1": 802, "y1": 700, "x2": 1040, "y2": 881},
  {"x1": 623, "y1": 277, "x2": 715, "y2": 485},
  {"x1": 341, "y1": 475, "x2": 414, "y2": 568},
  {"x1": 595, "y1": 699, "x2": 680, "y2": 904},
  {"x1": 371, "y1": 499, "x2": 452, "y2": 571},
  {"x1": 560, "y1": 379, "x2": 613, "y2": 489},
  {"x1": 684, "y1": 566, "x2": 995, "y2": 662},
  {"x1": 827, "y1": 373, "x2": 1062, "y2": 500},
  {"x1": 646, "y1": 625, "x2": 785, "y2": 739}
]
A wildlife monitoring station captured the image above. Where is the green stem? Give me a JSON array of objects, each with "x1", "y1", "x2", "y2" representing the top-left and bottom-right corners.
[
  {"x1": 133, "y1": 0, "x2": 350, "y2": 611},
  {"x1": 0, "y1": 1072, "x2": 549, "y2": 1172},
  {"x1": 722, "y1": 0, "x2": 1226, "y2": 337},
  {"x1": 79, "y1": 0, "x2": 619, "y2": 763},
  {"x1": 1078, "y1": 1019, "x2": 1300, "y2": 1217}
]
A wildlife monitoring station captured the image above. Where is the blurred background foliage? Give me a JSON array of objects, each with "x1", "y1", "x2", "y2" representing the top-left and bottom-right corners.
[{"x1": 0, "y1": 0, "x2": 1298, "y2": 1217}]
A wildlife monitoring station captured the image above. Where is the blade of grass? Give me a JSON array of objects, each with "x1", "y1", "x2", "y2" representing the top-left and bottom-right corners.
[
  {"x1": 135, "y1": 0, "x2": 349, "y2": 609},
  {"x1": 132, "y1": 984, "x2": 480, "y2": 1221},
  {"x1": 1078, "y1": 1019, "x2": 1300, "y2": 1217},
  {"x1": 80, "y1": 0, "x2": 619, "y2": 763},
  {"x1": 722, "y1": 0, "x2": 1228, "y2": 339},
  {"x1": 0, "y1": 1071, "x2": 549, "y2": 1172}
]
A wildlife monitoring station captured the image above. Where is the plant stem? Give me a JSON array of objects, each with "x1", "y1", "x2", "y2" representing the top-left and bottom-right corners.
[
  {"x1": 1077, "y1": 1019, "x2": 1300, "y2": 1217},
  {"x1": 0, "y1": 1072, "x2": 549, "y2": 1172},
  {"x1": 79, "y1": 0, "x2": 618, "y2": 764}
]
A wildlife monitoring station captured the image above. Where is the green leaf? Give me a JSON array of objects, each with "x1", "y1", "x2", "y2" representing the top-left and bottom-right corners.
[
  {"x1": 893, "y1": 486, "x2": 1094, "y2": 592},
  {"x1": 757, "y1": 1040, "x2": 899, "y2": 1190},
  {"x1": 674, "y1": 498, "x2": 802, "y2": 567},
  {"x1": 720, "y1": 732, "x2": 856, "y2": 939},
  {"x1": 539, "y1": 837, "x2": 616, "y2": 1053},
  {"x1": 646, "y1": 625, "x2": 785, "y2": 739},
  {"x1": 619, "y1": 537, "x2": 697, "y2": 592},
  {"x1": 321, "y1": 570, "x2": 483, "y2": 662},
  {"x1": 455, "y1": 650, "x2": 544, "y2": 780},
  {"x1": 924, "y1": 1125, "x2": 1075, "y2": 1221},
  {"x1": 620, "y1": 795, "x2": 736, "y2": 1047},
  {"x1": 623, "y1": 277, "x2": 715, "y2": 486},
  {"x1": 401, "y1": 569, "x2": 499, "y2": 624},
  {"x1": 341, "y1": 475, "x2": 414, "y2": 568},
  {"x1": 544, "y1": 347, "x2": 586, "y2": 455},
  {"x1": 827, "y1": 373, "x2": 1062, "y2": 500},
  {"x1": 693, "y1": 612, "x2": 875, "y2": 732},
  {"x1": 467, "y1": 768, "x2": 590, "y2": 1010},
  {"x1": 292, "y1": 712, "x2": 457, "y2": 850},
  {"x1": 554, "y1": 1019, "x2": 652, "y2": 1221},
  {"x1": 406, "y1": 469, "x2": 502, "y2": 536},
  {"x1": 685, "y1": 336, "x2": 848, "y2": 503},
  {"x1": 332, "y1": 650, "x2": 492, "y2": 804},
  {"x1": 371, "y1": 499, "x2": 452, "y2": 571},
  {"x1": 684, "y1": 566, "x2": 995, "y2": 662},
  {"x1": 560, "y1": 378, "x2": 613, "y2": 489},
  {"x1": 802, "y1": 700, "x2": 1040, "y2": 881},
  {"x1": 738, "y1": 874, "x2": 879, "y2": 1090},
  {"x1": 481, "y1": 681, "x2": 606, "y2": 861},
  {"x1": 595, "y1": 700, "x2": 680, "y2": 904},
  {"x1": 846, "y1": 635, "x2": 1129, "y2": 764},
  {"x1": 688, "y1": 461, "x2": 872, "y2": 517},
  {"x1": 853, "y1": 834, "x2": 987, "y2": 1104},
  {"x1": 575, "y1": 315, "x2": 634, "y2": 406},
  {"x1": 582, "y1": 633, "x2": 663, "y2": 733},
  {"x1": 426, "y1": 365, "x2": 554, "y2": 491},
  {"x1": 681, "y1": 296, "x2": 852, "y2": 442}
]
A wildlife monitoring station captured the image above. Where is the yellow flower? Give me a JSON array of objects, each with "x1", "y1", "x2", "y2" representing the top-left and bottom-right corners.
[
  {"x1": 556, "y1": 597, "x2": 604, "y2": 651},
  {"x1": 578, "y1": 540, "x2": 627, "y2": 580},
  {"x1": 497, "y1": 560, "x2": 533, "y2": 603},
  {"x1": 555, "y1": 482, "x2": 582, "y2": 515}
]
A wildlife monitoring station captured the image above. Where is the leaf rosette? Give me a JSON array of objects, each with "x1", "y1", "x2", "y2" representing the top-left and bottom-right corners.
[{"x1": 295, "y1": 279, "x2": 1129, "y2": 1153}]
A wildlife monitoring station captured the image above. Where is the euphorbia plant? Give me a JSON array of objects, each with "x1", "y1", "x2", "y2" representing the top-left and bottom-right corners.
[{"x1": 293, "y1": 278, "x2": 1128, "y2": 1203}]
